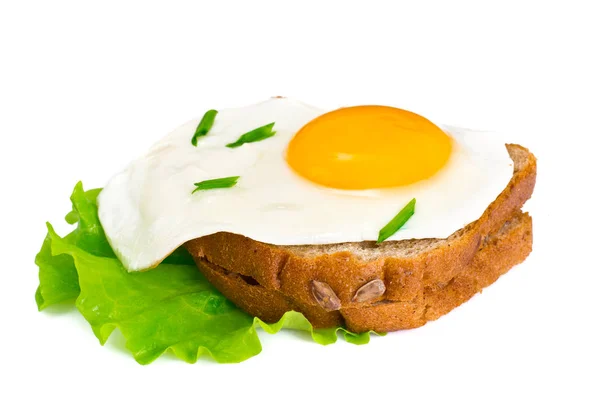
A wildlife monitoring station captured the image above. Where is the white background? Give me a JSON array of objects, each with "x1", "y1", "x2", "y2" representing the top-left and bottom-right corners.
[{"x1": 1, "y1": 0, "x2": 599, "y2": 399}]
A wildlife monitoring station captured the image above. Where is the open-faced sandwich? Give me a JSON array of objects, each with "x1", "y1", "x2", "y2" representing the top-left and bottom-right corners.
[{"x1": 36, "y1": 97, "x2": 536, "y2": 363}]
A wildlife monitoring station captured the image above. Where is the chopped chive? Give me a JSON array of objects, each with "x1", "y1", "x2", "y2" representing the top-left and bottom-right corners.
[
  {"x1": 192, "y1": 176, "x2": 239, "y2": 194},
  {"x1": 191, "y1": 109, "x2": 218, "y2": 146},
  {"x1": 226, "y1": 122, "x2": 276, "y2": 148},
  {"x1": 377, "y1": 198, "x2": 416, "y2": 243}
]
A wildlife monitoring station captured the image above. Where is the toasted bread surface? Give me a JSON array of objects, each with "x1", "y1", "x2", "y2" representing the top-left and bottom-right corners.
[
  {"x1": 185, "y1": 144, "x2": 536, "y2": 329},
  {"x1": 194, "y1": 212, "x2": 532, "y2": 331}
]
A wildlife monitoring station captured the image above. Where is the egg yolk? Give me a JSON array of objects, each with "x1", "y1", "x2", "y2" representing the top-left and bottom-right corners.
[{"x1": 286, "y1": 106, "x2": 453, "y2": 190}]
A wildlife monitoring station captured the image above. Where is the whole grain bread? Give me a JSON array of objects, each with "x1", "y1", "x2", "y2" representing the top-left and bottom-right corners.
[
  {"x1": 185, "y1": 144, "x2": 536, "y2": 332},
  {"x1": 195, "y1": 211, "x2": 532, "y2": 331}
]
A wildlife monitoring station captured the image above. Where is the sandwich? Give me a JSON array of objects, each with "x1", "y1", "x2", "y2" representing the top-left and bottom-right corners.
[{"x1": 36, "y1": 97, "x2": 536, "y2": 363}]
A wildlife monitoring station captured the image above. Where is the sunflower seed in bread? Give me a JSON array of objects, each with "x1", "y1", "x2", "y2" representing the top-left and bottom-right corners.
[
  {"x1": 310, "y1": 280, "x2": 341, "y2": 311},
  {"x1": 352, "y1": 279, "x2": 386, "y2": 303}
]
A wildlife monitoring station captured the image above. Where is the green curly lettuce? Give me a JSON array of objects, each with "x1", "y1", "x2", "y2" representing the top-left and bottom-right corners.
[{"x1": 35, "y1": 182, "x2": 377, "y2": 364}]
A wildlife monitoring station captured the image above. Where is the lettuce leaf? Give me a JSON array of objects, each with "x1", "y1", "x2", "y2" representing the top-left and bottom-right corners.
[{"x1": 35, "y1": 182, "x2": 375, "y2": 364}]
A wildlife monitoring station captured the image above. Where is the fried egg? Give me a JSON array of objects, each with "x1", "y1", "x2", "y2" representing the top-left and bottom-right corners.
[{"x1": 98, "y1": 98, "x2": 513, "y2": 271}]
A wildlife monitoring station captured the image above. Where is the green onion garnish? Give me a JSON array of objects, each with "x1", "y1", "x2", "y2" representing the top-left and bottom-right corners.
[
  {"x1": 191, "y1": 109, "x2": 218, "y2": 146},
  {"x1": 226, "y1": 122, "x2": 276, "y2": 148},
  {"x1": 192, "y1": 176, "x2": 239, "y2": 194},
  {"x1": 377, "y1": 198, "x2": 416, "y2": 243}
]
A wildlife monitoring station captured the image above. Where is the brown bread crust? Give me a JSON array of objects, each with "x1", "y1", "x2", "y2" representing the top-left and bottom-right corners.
[
  {"x1": 194, "y1": 212, "x2": 532, "y2": 331},
  {"x1": 196, "y1": 213, "x2": 532, "y2": 332},
  {"x1": 185, "y1": 144, "x2": 536, "y2": 331}
]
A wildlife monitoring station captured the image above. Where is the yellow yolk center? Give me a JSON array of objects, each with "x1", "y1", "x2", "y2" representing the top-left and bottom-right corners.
[{"x1": 286, "y1": 106, "x2": 453, "y2": 190}]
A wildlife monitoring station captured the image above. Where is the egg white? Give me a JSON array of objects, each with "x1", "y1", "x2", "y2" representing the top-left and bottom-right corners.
[{"x1": 98, "y1": 98, "x2": 513, "y2": 271}]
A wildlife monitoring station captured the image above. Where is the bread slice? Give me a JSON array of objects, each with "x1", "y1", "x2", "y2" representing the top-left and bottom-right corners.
[
  {"x1": 185, "y1": 144, "x2": 536, "y2": 332},
  {"x1": 194, "y1": 211, "x2": 532, "y2": 331}
]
